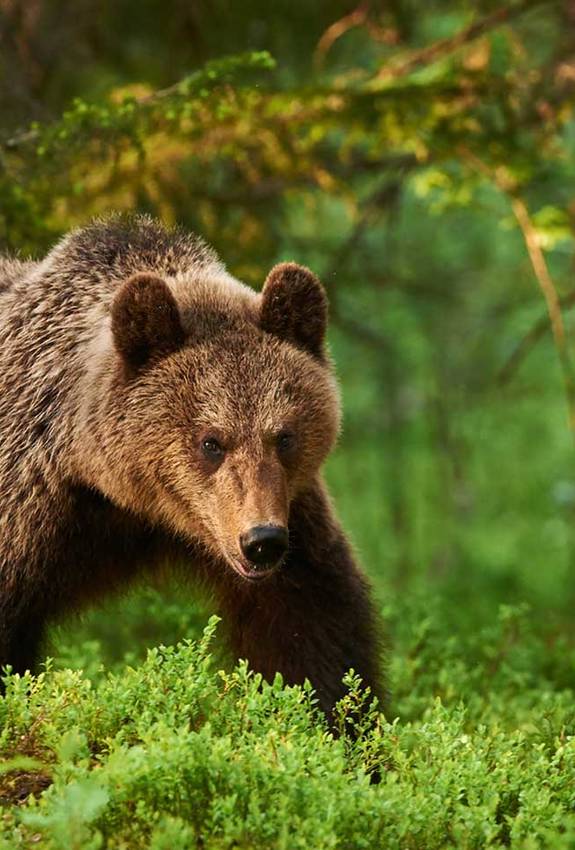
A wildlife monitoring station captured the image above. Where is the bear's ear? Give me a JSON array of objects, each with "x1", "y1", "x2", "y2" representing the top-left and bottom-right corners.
[
  {"x1": 260, "y1": 262, "x2": 328, "y2": 360},
  {"x1": 111, "y1": 273, "x2": 185, "y2": 374}
]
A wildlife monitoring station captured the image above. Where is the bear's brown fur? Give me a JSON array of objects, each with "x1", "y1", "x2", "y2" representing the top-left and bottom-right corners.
[{"x1": 0, "y1": 215, "x2": 383, "y2": 716}]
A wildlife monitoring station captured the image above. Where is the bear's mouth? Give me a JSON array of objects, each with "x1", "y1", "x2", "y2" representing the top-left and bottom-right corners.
[{"x1": 229, "y1": 556, "x2": 281, "y2": 583}]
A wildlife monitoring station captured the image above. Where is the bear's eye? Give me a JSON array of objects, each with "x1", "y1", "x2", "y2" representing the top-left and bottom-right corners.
[
  {"x1": 201, "y1": 437, "x2": 225, "y2": 462},
  {"x1": 276, "y1": 431, "x2": 296, "y2": 455}
]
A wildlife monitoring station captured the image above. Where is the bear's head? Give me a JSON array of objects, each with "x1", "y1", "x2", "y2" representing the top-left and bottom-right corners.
[{"x1": 105, "y1": 262, "x2": 340, "y2": 582}]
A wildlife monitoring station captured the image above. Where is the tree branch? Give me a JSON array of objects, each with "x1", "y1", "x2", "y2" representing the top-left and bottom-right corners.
[
  {"x1": 314, "y1": 2, "x2": 370, "y2": 69},
  {"x1": 497, "y1": 291, "x2": 575, "y2": 385},
  {"x1": 460, "y1": 146, "x2": 575, "y2": 434},
  {"x1": 373, "y1": 0, "x2": 557, "y2": 83}
]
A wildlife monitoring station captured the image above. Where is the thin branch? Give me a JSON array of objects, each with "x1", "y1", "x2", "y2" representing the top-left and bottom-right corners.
[
  {"x1": 509, "y1": 194, "x2": 568, "y2": 351},
  {"x1": 330, "y1": 303, "x2": 393, "y2": 353},
  {"x1": 460, "y1": 146, "x2": 575, "y2": 435},
  {"x1": 497, "y1": 291, "x2": 575, "y2": 385},
  {"x1": 2, "y1": 77, "x2": 189, "y2": 151},
  {"x1": 372, "y1": 0, "x2": 556, "y2": 83},
  {"x1": 314, "y1": 2, "x2": 370, "y2": 69}
]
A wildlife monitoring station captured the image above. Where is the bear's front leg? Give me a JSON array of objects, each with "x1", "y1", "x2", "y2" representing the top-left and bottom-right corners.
[
  {"x1": 218, "y1": 480, "x2": 385, "y2": 721},
  {"x1": 0, "y1": 601, "x2": 47, "y2": 684}
]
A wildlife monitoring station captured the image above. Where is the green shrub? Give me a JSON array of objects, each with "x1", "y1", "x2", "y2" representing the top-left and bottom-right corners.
[{"x1": 1, "y1": 604, "x2": 574, "y2": 850}]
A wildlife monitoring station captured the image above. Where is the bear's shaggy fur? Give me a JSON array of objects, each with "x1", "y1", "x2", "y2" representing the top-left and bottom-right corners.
[{"x1": 0, "y1": 215, "x2": 383, "y2": 716}]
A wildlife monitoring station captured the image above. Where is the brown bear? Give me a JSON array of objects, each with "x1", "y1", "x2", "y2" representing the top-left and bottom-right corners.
[{"x1": 0, "y1": 215, "x2": 383, "y2": 718}]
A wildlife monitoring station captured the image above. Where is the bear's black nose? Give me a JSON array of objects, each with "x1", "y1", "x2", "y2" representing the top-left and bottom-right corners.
[{"x1": 240, "y1": 525, "x2": 289, "y2": 569}]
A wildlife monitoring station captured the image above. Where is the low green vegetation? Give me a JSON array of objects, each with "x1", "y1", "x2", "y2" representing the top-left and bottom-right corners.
[{"x1": 0, "y1": 583, "x2": 574, "y2": 848}]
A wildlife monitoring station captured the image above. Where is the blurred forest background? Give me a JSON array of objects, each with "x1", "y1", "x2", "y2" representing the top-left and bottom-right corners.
[{"x1": 1, "y1": 0, "x2": 575, "y2": 665}]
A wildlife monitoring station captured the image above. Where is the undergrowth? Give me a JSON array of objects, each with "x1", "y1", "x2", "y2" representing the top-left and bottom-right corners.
[{"x1": 0, "y1": 600, "x2": 573, "y2": 850}]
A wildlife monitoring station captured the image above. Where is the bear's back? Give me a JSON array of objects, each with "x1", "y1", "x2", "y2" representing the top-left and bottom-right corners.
[
  {"x1": 1, "y1": 215, "x2": 228, "y2": 314},
  {"x1": 53, "y1": 215, "x2": 221, "y2": 285},
  {"x1": 0, "y1": 257, "x2": 38, "y2": 299}
]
